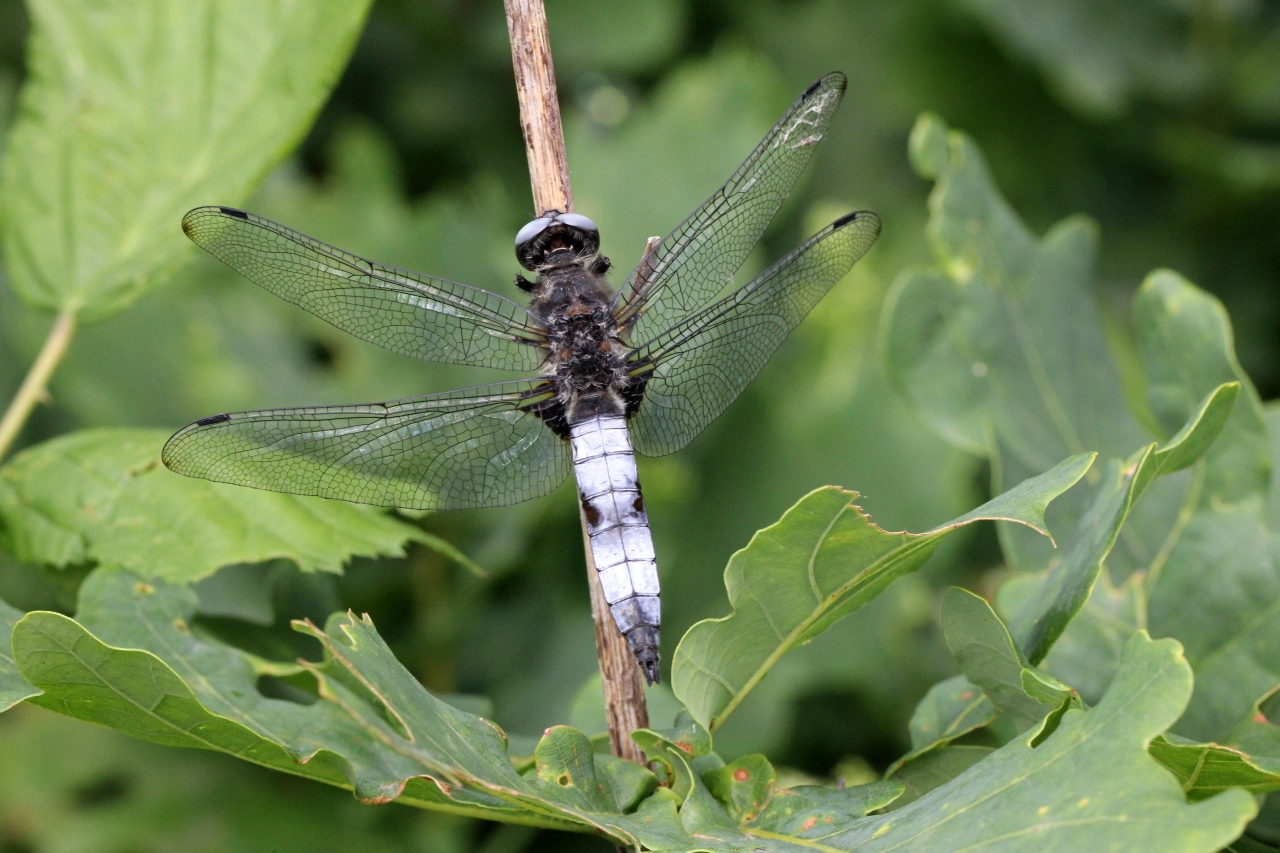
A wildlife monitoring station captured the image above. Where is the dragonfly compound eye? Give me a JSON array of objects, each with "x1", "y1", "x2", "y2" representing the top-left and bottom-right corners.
[{"x1": 515, "y1": 211, "x2": 601, "y2": 270}]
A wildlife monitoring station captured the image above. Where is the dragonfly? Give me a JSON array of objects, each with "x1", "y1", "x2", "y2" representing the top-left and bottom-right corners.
[{"x1": 163, "y1": 72, "x2": 880, "y2": 684}]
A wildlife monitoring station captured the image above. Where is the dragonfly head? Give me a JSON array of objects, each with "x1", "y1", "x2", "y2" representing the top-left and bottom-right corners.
[{"x1": 515, "y1": 211, "x2": 600, "y2": 271}]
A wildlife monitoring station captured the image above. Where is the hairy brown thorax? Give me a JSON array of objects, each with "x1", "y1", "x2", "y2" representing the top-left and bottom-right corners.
[{"x1": 527, "y1": 251, "x2": 633, "y2": 430}]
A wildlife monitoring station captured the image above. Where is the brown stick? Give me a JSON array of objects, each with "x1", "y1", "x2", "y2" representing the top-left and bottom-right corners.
[
  {"x1": 505, "y1": 0, "x2": 650, "y2": 766},
  {"x1": 504, "y1": 0, "x2": 574, "y2": 216}
]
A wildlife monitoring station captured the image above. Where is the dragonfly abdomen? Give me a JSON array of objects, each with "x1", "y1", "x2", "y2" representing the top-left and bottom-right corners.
[{"x1": 569, "y1": 415, "x2": 661, "y2": 684}]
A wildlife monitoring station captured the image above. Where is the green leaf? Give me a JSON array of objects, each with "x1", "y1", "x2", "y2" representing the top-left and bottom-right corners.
[
  {"x1": 1000, "y1": 570, "x2": 1144, "y2": 708},
  {"x1": 887, "y1": 112, "x2": 1280, "y2": 750},
  {"x1": 19, "y1": 568, "x2": 887, "y2": 849},
  {"x1": 902, "y1": 674, "x2": 997, "y2": 755},
  {"x1": 894, "y1": 113, "x2": 1145, "y2": 470},
  {"x1": 632, "y1": 712, "x2": 712, "y2": 799},
  {"x1": 529, "y1": 726, "x2": 621, "y2": 814},
  {"x1": 958, "y1": 0, "x2": 1213, "y2": 118},
  {"x1": 0, "y1": 598, "x2": 37, "y2": 711},
  {"x1": 6, "y1": 569, "x2": 598, "y2": 833},
  {"x1": 825, "y1": 634, "x2": 1257, "y2": 851},
  {"x1": 745, "y1": 782, "x2": 904, "y2": 838},
  {"x1": 885, "y1": 745, "x2": 993, "y2": 810},
  {"x1": 0, "y1": 429, "x2": 430, "y2": 583},
  {"x1": 627, "y1": 738, "x2": 903, "y2": 853},
  {"x1": 672, "y1": 453, "x2": 1092, "y2": 731},
  {"x1": 889, "y1": 113, "x2": 1157, "y2": 577},
  {"x1": 1, "y1": 0, "x2": 372, "y2": 319},
  {"x1": 1009, "y1": 382, "x2": 1237, "y2": 666},
  {"x1": 703, "y1": 754, "x2": 776, "y2": 823},
  {"x1": 1150, "y1": 734, "x2": 1280, "y2": 801},
  {"x1": 1134, "y1": 271, "x2": 1280, "y2": 742},
  {"x1": 942, "y1": 587, "x2": 1079, "y2": 737}
]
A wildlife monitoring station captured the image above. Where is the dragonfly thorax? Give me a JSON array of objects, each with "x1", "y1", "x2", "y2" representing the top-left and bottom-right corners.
[{"x1": 537, "y1": 269, "x2": 630, "y2": 425}]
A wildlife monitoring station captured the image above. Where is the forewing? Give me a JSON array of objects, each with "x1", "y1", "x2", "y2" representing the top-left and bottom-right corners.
[
  {"x1": 614, "y1": 73, "x2": 847, "y2": 342},
  {"x1": 627, "y1": 212, "x2": 880, "y2": 457},
  {"x1": 162, "y1": 380, "x2": 569, "y2": 510},
  {"x1": 182, "y1": 207, "x2": 548, "y2": 371}
]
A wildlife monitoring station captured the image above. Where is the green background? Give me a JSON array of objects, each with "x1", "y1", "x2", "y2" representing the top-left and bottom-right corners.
[{"x1": 0, "y1": 0, "x2": 1277, "y2": 850}]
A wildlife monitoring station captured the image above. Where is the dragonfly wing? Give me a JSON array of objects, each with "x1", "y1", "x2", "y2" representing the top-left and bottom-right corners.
[
  {"x1": 614, "y1": 73, "x2": 847, "y2": 342},
  {"x1": 162, "y1": 380, "x2": 569, "y2": 510},
  {"x1": 627, "y1": 211, "x2": 880, "y2": 457},
  {"x1": 183, "y1": 207, "x2": 548, "y2": 371}
]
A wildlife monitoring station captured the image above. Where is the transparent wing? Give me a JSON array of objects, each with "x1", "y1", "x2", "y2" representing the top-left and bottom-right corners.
[
  {"x1": 162, "y1": 380, "x2": 569, "y2": 510},
  {"x1": 627, "y1": 212, "x2": 880, "y2": 457},
  {"x1": 182, "y1": 207, "x2": 548, "y2": 371},
  {"x1": 613, "y1": 73, "x2": 847, "y2": 343}
]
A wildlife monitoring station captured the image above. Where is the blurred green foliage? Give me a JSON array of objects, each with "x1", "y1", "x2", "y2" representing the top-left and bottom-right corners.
[{"x1": 0, "y1": 0, "x2": 1278, "y2": 850}]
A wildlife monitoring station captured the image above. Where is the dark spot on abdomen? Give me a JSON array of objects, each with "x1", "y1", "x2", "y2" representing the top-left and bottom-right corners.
[
  {"x1": 632, "y1": 494, "x2": 645, "y2": 514},
  {"x1": 581, "y1": 497, "x2": 601, "y2": 526}
]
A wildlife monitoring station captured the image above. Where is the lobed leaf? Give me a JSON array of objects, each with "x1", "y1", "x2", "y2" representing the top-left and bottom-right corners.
[
  {"x1": 1009, "y1": 381, "x2": 1236, "y2": 665},
  {"x1": 672, "y1": 453, "x2": 1092, "y2": 730},
  {"x1": 7, "y1": 567, "x2": 911, "y2": 850},
  {"x1": 1134, "y1": 272, "x2": 1280, "y2": 742},
  {"x1": 1, "y1": 0, "x2": 373, "y2": 319},
  {"x1": 7, "y1": 569, "x2": 592, "y2": 831},
  {"x1": 886, "y1": 112, "x2": 1280, "y2": 752},
  {"x1": 0, "y1": 429, "x2": 438, "y2": 583},
  {"x1": 829, "y1": 634, "x2": 1256, "y2": 851}
]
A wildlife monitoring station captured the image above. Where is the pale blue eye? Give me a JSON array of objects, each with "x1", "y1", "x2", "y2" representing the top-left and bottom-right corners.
[
  {"x1": 514, "y1": 217, "x2": 553, "y2": 249},
  {"x1": 555, "y1": 212, "x2": 598, "y2": 234}
]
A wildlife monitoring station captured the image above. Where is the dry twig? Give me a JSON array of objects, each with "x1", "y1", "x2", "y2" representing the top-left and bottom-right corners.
[{"x1": 504, "y1": 0, "x2": 651, "y2": 766}]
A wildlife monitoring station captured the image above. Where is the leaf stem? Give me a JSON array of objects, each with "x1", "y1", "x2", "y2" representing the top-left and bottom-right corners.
[
  {"x1": 504, "y1": 0, "x2": 650, "y2": 767},
  {"x1": 0, "y1": 310, "x2": 76, "y2": 461}
]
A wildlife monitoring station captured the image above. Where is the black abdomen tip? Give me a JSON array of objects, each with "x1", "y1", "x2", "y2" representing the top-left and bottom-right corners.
[
  {"x1": 637, "y1": 650, "x2": 661, "y2": 686},
  {"x1": 625, "y1": 625, "x2": 661, "y2": 685}
]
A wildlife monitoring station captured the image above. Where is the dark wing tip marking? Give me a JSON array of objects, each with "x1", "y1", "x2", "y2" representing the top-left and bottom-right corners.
[
  {"x1": 802, "y1": 71, "x2": 847, "y2": 101},
  {"x1": 218, "y1": 206, "x2": 250, "y2": 220},
  {"x1": 832, "y1": 210, "x2": 881, "y2": 234},
  {"x1": 195, "y1": 413, "x2": 232, "y2": 426}
]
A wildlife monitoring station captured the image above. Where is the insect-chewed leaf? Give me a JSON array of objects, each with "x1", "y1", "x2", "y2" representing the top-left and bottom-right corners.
[
  {"x1": 4, "y1": 568, "x2": 640, "y2": 841},
  {"x1": 1, "y1": 0, "x2": 373, "y2": 319}
]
